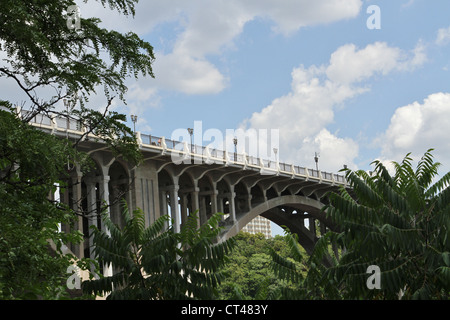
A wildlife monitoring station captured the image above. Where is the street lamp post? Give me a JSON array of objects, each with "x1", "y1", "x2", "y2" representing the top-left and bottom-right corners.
[
  {"x1": 314, "y1": 152, "x2": 319, "y2": 171},
  {"x1": 233, "y1": 137, "x2": 237, "y2": 162},
  {"x1": 130, "y1": 114, "x2": 137, "y2": 133},
  {"x1": 188, "y1": 128, "x2": 193, "y2": 153}
]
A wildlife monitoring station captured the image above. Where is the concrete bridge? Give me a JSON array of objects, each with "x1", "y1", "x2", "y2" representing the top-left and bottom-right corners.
[{"x1": 25, "y1": 110, "x2": 349, "y2": 260}]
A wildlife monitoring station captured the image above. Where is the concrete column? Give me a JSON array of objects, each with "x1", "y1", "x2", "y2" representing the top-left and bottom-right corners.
[
  {"x1": 217, "y1": 195, "x2": 225, "y2": 223},
  {"x1": 210, "y1": 190, "x2": 218, "y2": 216},
  {"x1": 85, "y1": 179, "x2": 97, "y2": 260},
  {"x1": 126, "y1": 175, "x2": 133, "y2": 213},
  {"x1": 71, "y1": 173, "x2": 83, "y2": 258},
  {"x1": 229, "y1": 185, "x2": 236, "y2": 223},
  {"x1": 98, "y1": 175, "x2": 110, "y2": 232},
  {"x1": 200, "y1": 196, "x2": 207, "y2": 225},
  {"x1": 109, "y1": 181, "x2": 121, "y2": 229},
  {"x1": 169, "y1": 185, "x2": 180, "y2": 233},
  {"x1": 309, "y1": 217, "x2": 316, "y2": 237},
  {"x1": 217, "y1": 195, "x2": 224, "y2": 214},
  {"x1": 262, "y1": 189, "x2": 268, "y2": 203},
  {"x1": 180, "y1": 194, "x2": 188, "y2": 227},
  {"x1": 191, "y1": 187, "x2": 200, "y2": 228},
  {"x1": 160, "y1": 191, "x2": 169, "y2": 229},
  {"x1": 192, "y1": 188, "x2": 200, "y2": 212},
  {"x1": 99, "y1": 175, "x2": 113, "y2": 277}
]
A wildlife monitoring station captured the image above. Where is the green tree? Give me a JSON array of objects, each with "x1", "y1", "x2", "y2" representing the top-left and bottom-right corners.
[
  {"x1": 0, "y1": 108, "x2": 87, "y2": 299},
  {"x1": 0, "y1": 0, "x2": 152, "y2": 163},
  {"x1": 269, "y1": 231, "x2": 313, "y2": 299},
  {"x1": 216, "y1": 232, "x2": 307, "y2": 300},
  {"x1": 308, "y1": 149, "x2": 450, "y2": 299},
  {"x1": 81, "y1": 203, "x2": 235, "y2": 300},
  {"x1": 0, "y1": 0, "x2": 154, "y2": 299}
]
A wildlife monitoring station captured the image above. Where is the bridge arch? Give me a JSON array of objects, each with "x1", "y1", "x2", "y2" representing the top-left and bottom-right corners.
[{"x1": 219, "y1": 194, "x2": 334, "y2": 254}]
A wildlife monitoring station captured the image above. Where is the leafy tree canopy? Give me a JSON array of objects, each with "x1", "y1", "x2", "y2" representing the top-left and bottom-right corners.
[
  {"x1": 0, "y1": 0, "x2": 154, "y2": 299},
  {"x1": 216, "y1": 232, "x2": 308, "y2": 300},
  {"x1": 306, "y1": 149, "x2": 450, "y2": 299},
  {"x1": 82, "y1": 204, "x2": 235, "y2": 300}
]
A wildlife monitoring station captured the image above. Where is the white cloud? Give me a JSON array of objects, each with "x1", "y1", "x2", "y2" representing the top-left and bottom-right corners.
[
  {"x1": 152, "y1": 0, "x2": 362, "y2": 94},
  {"x1": 436, "y1": 26, "x2": 450, "y2": 46},
  {"x1": 152, "y1": 52, "x2": 228, "y2": 95},
  {"x1": 300, "y1": 129, "x2": 359, "y2": 172},
  {"x1": 326, "y1": 42, "x2": 426, "y2": 84},
  {"x1": 409, "y1": 41, "x2": 428, "y2": 68},
  {"x1": 379, "y1": 92, "x2": 450, "y2": 164},
  {"x1": 326, "y1": 42, "x2": 402, "y2": 84},
  {"x1": 171, "y1": 3, "x2": 252, "y2": 58},
  {"x1": 77, "y1": 0, "x2": 363, "y2": 95},
  {"x1": 76, "y1": 0, "x2": 187, "y2": 35},
  {"x1": 244, "y1": 41, "x2": 427, "y2": 173},
  {"x1": 83, "y1": 0, "x2": 363, "y2": 40},
  {"x1": 242, "y1": 0, "x2": 362, "y2": 35}
]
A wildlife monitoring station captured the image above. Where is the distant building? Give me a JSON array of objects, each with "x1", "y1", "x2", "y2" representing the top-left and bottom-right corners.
[{"x1": 241, "y1": 215, "x2": 272, "y2": 238}]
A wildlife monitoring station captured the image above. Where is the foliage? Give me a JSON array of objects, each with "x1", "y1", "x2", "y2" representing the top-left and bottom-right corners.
[
  {"x1": 307, "y1": 149, "x2": 450, "y2": 299},
  {"x1": 0, "y1": 0, "x2": 153, "y2": 166},
  {"x1": 0, "y1": 0, "x2": 154, "y2": 299},
  {"x1": 268, "y1": 231, "x2": 313, "y2": 299},
  {"x1": 0, "y1": 109, "x2": 84, "y2": 299},
  {"x1": 0, "y1": 0, "x2": 154, "y2": 106},
  {"x1": 82, "y1": 203, "x2": 235, "y2": 300},
  {"x1": 216, "y1": 232, "x2": 307, "y2": 300}
]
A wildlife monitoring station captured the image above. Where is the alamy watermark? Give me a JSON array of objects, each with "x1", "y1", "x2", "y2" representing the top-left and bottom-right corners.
[
  {"x1": 169, "y1": 121, "x2": 280, "y2": 171},
  {"x1": 366, "y1": 265, "x2": 381, "y2": 290},
  {"x1": 366, "y1": 5, "x2": 381, "y2": 30},
  {"x1": 66, "y1": 264, "x2": 100, "y2": 290},
  {"x1": 66, "y1": 5, "x2": 81, "y2": 32},
  {"x1": 63, "y1": 5, "x2": 89, "y2": 46},
  {"x1": 66, "y1": 265, "x2": 81, "y2": 290}
]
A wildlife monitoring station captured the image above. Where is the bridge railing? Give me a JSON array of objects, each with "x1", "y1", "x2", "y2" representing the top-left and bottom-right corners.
[
  {"x1": 136, "y1": 134, "x2": 347, "y2": 186},
  {"x1": 12, "y1": 107, "x2": 347, "y2": 186}
]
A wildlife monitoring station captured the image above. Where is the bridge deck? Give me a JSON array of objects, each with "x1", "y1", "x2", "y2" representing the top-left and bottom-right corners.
[{"x1": 22, "y1": 109, "x2": 347, "y2": 187}]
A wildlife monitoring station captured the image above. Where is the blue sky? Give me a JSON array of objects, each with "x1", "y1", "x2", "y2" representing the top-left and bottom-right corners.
[
  {"x1": 78, "y1": 0, "x2": 450, "y2": 235},
  {"x1": 80, "y1": 0, "x2": 449, "y2": 170},
  {"x1": 3, "y1": 1, "x2": 450, "y2": 236}
]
